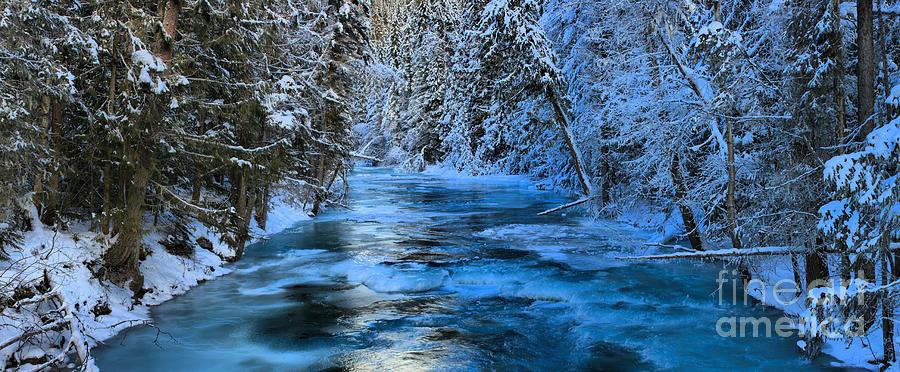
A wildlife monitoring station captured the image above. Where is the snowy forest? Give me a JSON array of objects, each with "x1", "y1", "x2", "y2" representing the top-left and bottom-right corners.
[{"x1": 0, "y1": 0, "x2": 899, "y2": 370}]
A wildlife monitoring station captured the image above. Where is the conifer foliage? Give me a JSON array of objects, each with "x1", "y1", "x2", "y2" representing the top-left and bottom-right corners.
[{"x1": 0, "y1": 0, "x2": 371, "y2": 291}]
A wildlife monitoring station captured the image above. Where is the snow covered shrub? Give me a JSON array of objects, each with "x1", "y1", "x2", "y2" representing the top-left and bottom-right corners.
[{"x1": 819, "y1": 118, "x2": 899, "y2": 262}]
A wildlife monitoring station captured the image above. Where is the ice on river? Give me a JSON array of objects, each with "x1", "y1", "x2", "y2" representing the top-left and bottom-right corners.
[{"x1": 93, "y1": 168, "x2": 852, "y2": 371}]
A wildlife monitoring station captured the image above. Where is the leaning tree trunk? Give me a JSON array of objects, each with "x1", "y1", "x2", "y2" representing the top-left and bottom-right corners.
[{"x1": 546, "y1": 86, "x2": 592, "y2": 196}]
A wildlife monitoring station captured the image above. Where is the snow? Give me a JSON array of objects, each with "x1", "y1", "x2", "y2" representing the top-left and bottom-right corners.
[
  {"x1": 151, "y1": 77, "x2": 168, "y2": 94},
  {"x1": 251, "y1": 194, "x2": 312, "y2": 236},
  {"x1": 268, "y1": 111, "x2": 295, "y2": 129},
  {"x1": 276, "y1": 75, "x2": 297, "y2": 90},
  {"x1": 821, "y1": 117, "x2": 899, "y2": 252},
  {"x1": 131, "y1": 50, "x2": 165, "y2": 73},
  {"x1": 173, "y1": 75, "x2": 189, "y2": 86},
  {"x1": 130, "y1": 50, "x2": 170, "y2": 94},
  {"x1": 748, "y1": 256, "x2": 895, "y2": 371},
  {"x1": 137, "y1": 68, "x2": 152, "y2": 85},
  {"x1": 617, "y1": 204, "x2": 686, "y2": 245},
  {"x1": 698, "y1": 21, "x2": 724, "y2": 38}
]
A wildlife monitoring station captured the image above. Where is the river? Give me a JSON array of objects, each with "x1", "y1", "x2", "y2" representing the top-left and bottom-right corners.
[{"x1": 93, "y1": 167, "x2": 850, "y2": 371}]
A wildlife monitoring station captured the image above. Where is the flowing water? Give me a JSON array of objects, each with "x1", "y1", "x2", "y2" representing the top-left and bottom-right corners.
[{"x1": 94, "y1": 168, "x2": 851, "y2": 371}]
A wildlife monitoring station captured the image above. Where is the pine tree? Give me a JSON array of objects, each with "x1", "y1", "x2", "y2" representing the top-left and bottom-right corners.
[{"x1": 309, "y1": 0, "x2": 371, "y2": 215}]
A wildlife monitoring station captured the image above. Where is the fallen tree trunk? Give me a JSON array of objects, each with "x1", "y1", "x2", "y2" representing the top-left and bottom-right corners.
[
  {"x1": 643, "y1": 243, "x2": 698, "y2": 252},
  {"x1": 537, "y1": 195, "x2": 596, "y2": 216},
  {"x1": 350, "y1": 151, "x2": 383, "y2": 162},
  {"x1": 621, "y1": 246, "x2": 808, "y2": 260},
  {"x1": 621, "y1": 243, "x2": 900, "y2": 260}
]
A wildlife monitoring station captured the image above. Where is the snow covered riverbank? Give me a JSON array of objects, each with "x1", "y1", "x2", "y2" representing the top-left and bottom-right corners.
[
  {"x1": 747, "y1": 256, "x2": 896, "y2": 371},
  {"x1": 0, "y1": 197, "x2": 310, "y2": 370}
]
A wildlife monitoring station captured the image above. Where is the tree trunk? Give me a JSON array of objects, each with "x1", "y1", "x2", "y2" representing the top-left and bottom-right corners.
[
  {"x1": 725, "y1": 117, "x2": 753, "y2": 282},
  {"x1": 235, "y1": 165, "x2": 248, "y2": 218},
  {"x1": 791, "y1": 254, "x2": 803, "y2": 298},
  {"x1": 103, "y1": 153, "x2": 151, "y2": 296},
  {"x1": 255, "y1": 185, "x2": 270, "y2": 230},
  {"x1": 599, "y1": 160, "x2": 610, "y2": 206},
  {"x1": 101, "y1": 33, "x2": 118, "y2": 235},
  {"x1": 191, "y1": 111, "x2": 206, "y2": 203},
  {"x1": 712, "y1": 0, "x2": 721, "y2": 22},
  {"x1": 671, "y1": 153, "x2": 703, "y2": 251},
  {"x1": 159, "y1": 0, "x2": 181, "y2": 67},
  {"x1": 43, "y1": 100, "x2": 62, "y2": 224},
  {"x1": 546, "y1": 86, "x2": 592, "y2": 196},
  {"x1": 191, "y1": 172, "x2": 202, "y2": 204},
  {"x1": 152, "y1": 184, "x2": 160, "y2": 227},
  {"x1": 101, "y1": 156, "x2": 113, "y2": 235},
  {"x1": 858, "y1": 0, "x2": 878, "y2": 332},
  {"x1": 233, "y1": 166, "x2": 256, "y2": 260},
  {"x1": 881, "y1": 233, "x2": 895, "y2": 364},
  {"x1": 858, "y1": 0, "x2": 876, "y2": 139},
  {"x1": 324, "y1": 163, "x2": 341, "y2": 191},
  {"x1": 830, "y1": 0, "x2": 845, "y2": 146},
  {"x1": 805, "y1": 245, "x2": 829, "y2": 292},
  {"x1": 725, "y1": 117, "x2": 741, "y2": 249},
  {"x1": 33, "y1": 95, "x2": 51, "y2": 216},
  {"x1": 231, "y1": 165, "x2": 250, "y2": 260},
  {"x1": 824, "y1": 0, "x2": 852, "y2": 288},
  {"x1": 310, "y1": 155, "x2": 327, "y2": 216},
  {"x1": 877, "y1": 0, "x2": 894, "y2": 122}
]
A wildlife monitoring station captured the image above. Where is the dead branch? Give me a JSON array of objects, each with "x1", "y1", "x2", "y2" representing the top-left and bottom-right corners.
[
  {"x1": 622, "y1": 243, "x2": 900, "y2": 260},
  {"x1": 537, "y1": 195, "x2": 596, "y2": 215},
  {"x1": 620, "y1": 246, "x2": 806, "y2": 260},
  {"x1": 350, "y1": 151, "x2": 382, "y2": 162},
  {"x1": 642, "y1": 243, "x2": 699, "y2": 252}
]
